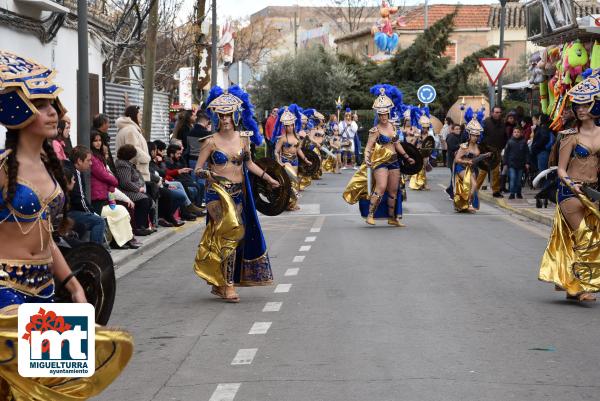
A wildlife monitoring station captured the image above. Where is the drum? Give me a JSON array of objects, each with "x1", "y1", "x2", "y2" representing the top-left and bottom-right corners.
[{"x1": 252, "y1": 158, "x2": 292, "y2": 216}]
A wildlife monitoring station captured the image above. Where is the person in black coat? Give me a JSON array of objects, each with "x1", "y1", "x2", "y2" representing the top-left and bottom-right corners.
[
  {"x1": 503, "y1": 126, "x2": 530, "y2": 199},
  {"x1": 444, "y1": 123, "x2": 463, "y2": 198}
]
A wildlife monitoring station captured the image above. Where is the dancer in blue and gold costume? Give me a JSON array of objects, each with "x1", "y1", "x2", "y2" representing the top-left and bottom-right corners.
[
  {"x1": 194, "y1": 85, "x2": 279, "y2": 303},
  {"x1": 343, "y1": 84, "x2": 415, "y2": 226},
  {"x1": 539, "y1": 73, "x2": 600, "y2": 302},
  {"x1": 273, "y1": 105, "x2": 312, "y2": 210},
  {"x1": 0, "y1": 50, "x2": 132, "y2": 401},
  {"x1": 453, "y1": 111, "x2": 489, "y2": 213}
]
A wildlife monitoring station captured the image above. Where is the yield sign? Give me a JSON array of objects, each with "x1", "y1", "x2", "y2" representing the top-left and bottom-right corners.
[{"x1": 479, "y1": 58, "x2": 510, "y2": 85}]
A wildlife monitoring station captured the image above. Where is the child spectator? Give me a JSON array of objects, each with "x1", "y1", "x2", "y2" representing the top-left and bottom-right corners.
[{"x1": 503, "y1": 126, "x2": 530, "y2": 199}]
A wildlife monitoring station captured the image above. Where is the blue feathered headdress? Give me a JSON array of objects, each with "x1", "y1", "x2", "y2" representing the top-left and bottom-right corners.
[
  {"x1": 410, "y1": 106, "x2": 421, "y2": 129},
  {"x1": 205, "y1": 85, "x2": 263, "y2": 146},
  {"x1": 464, "y1": 106, "x2": 474, "y2": 123},
  {"x1": 271, "y1": 103, "x2": 303, "y2": 143},
  {"x1": 370, "y1": 84, "x2": 403, "y2": 125},
  {"x1": 302, "y1": 108, "x2": 318, "y2": 130}
]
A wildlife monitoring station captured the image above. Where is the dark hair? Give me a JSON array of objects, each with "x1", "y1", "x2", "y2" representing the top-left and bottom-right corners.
[
  {"x1": 167, "y1": 144, "x2": 181, "y2": 157},
  {"x1": 196, "y1": 110, "x2": 209, "y2": 121},
  {"x1": 63, "y1": 167, "x2": 74, "y2": 183},
  {"x1": 147, "y1": 141, "x2": 157, "y2": 153},
  {"x1": 445, "y1": 117, "x2": 454, "y2": 125},
  {"x1": 57, "y1": 119, "x2": 67, "y2": 140},
  {"x1": 124, "y1": 105, "x2": 141, "y2": 126},
  {"x1": 512, "y1": 126, "x2": 522, "y2": 132},
  {"x1": 70, "y1": 145, "x2": 92, "y2": 164},
  {"x1": 92, "y1": 113, "x2": 109, "y2": 130},
  {"x1": 451, "y1": 123, "x2": 461, "y2": 130},
  {"x1": 3, "y1": 130, "x2": 70, "y2": 234},
  {"x1": 172, "y1": 110, "x2": 193, "y2": 139},
  {"x1": 537, "y1": 113, "x2": 550, "y2": 126},
  {"x1": 153, "y1": 140, "x2": 167, "y2": 151},
  {"x1": 492, "y1": 106, "x2": 503, "y2": 113},
  {"x1": 117, "y1": 144, "x2": 137, "y2": 161},
  {"x1": 90, "y1": 132, "x2": 105, "y2": 162}
]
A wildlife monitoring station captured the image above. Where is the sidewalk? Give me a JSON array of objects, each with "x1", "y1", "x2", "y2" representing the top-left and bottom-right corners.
[
  {"x1": 109, "y1": 220, "x2": 203, "y2": 270},
  {"x1": 478, "y1": 186, "x2": 554, "y2": 227}
]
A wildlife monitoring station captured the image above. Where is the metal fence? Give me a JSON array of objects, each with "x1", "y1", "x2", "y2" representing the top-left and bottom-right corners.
[{"x1": 104, "y1": 82, "x2": 170, "y2": 153}]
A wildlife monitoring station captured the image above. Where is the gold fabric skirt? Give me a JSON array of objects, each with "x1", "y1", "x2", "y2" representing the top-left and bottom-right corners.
[
  {"x1": 343, "y1": 145, "x2": 396, "y2": 205},
  {"x1": 0, "y1": 314, "x2": 133, "y2": 401},
  {"x1": 298, "y1": 175, "x2": 312, "y2": 191},
  {"x1": 409, "y1": 167, "x2": 427, "y2": 190},
  {"x1": 193, "y1": 182, "x2": 245, "y2": 287},
  {"x1": 322, "y1": 156, "x2": 336, "y2": 173},
  {"x1": 453, "y1": 167, "x2": 473, "y2": 212},
  {"x1": 539, "y1": 195, "x2": 600, "y2": 295}
]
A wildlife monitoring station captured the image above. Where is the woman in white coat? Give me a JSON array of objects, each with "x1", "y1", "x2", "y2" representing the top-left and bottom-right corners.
[{"x1": 116, "y1": 105, "x2": 151, "y2": 181}]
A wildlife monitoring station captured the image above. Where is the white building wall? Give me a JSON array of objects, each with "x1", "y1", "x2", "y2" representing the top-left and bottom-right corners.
[{"x1": 0, "y1": 23, "x2": 104, "y2": 146}]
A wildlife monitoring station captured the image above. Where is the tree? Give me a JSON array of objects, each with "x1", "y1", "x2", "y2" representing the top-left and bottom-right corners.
[
  {"x1": 233, "y1": 17, "x2": 285, "y2": 70},
  {"x1": 252, "y1": 46, "x2": 356, "y2": 112},
  {"x1": 319, "y1": 0, "x2": 380, "y2": 35}
]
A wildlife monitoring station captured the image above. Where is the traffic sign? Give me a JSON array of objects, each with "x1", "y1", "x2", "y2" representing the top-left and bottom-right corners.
[
  {"x1": 228, "y1": 61, "x2": 253, "y2": 87},
  {"x1": 417, "y1": 84, "x2": 436, "y2": 104},
  {"x1": 479, "y1": 58, "x2": 510, "y2": 85}
]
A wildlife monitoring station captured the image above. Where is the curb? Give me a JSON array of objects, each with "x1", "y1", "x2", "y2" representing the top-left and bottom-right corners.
[
  {"x1": 478, "y1": 191, "x2": 553, "y2": 227},
  {"x1": 112, "y1": 221, "x2": 203, "y2": 270}
]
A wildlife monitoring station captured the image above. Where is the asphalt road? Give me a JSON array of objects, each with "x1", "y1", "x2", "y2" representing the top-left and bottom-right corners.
[{"x1": 95, "y1": 168, "x2": 600, "y2": 401}]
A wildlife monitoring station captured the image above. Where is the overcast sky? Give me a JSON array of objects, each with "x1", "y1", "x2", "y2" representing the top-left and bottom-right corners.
[{"x1": 180, "y1": 0, "x2": 499, "y2": 23}]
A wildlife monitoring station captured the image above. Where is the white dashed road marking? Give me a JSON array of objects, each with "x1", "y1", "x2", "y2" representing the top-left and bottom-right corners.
[
  {"x1": 310, "y1": 228, "x2": 321, "y2": 233},
  {"x1": 249, "y1": 322, "x2": 272, "y2": 335},
  {"x1": 293, "y1": 255, "x2": 305, "y2": 263},
  {"x1": 274, "y1": 284, "x2": 292, "y2": 293},
  {"x1": 305, "y1": 236, "x2": 316, "y2": 242},
  {"x1": 285, "y1": 268, "x2": 299, "y2": 276},
  {"x1": 209, "y1": 383, "x2": 241, "y2": 401},
  {"x1": 299, "y1": 245, "x2": 311, "y2": 252},
  {"x1": 262, "y1": 302, "x2": 282, "y2": 312},
  {"x1": 231, "y1": 348, "x2": 258, "y2": 365}
]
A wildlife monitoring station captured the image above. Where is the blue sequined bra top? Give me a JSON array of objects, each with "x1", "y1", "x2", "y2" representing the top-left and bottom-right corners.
[
  {"x1": 573, "y1": 143, "x2": 593, "y2": 158},
  {"x1": 0, "y1": 150, "x2": 65, "y2": 226},
  {"x1": 377, "y1": 133, "x2": 398, "y2": 145}
]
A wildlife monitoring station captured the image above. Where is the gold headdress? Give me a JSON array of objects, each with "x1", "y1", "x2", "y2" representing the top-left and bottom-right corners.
[
  {"x1": 419, "y1": 114, "x2": 431, "y2": 128},
  {"x1": 372, "y1": 88, "x2": 394, "y2": 114},
  {"x1": 279, "y1": 106, "x2": 296, "y2": 126},
  {"x1": 313, "y1": 110, "x2": 325, "y2": 121},
  {"x1": 207, "y1": 91, "x2": 243, "y2": 114},
  {"x1": 568, "y1": 76, "x2": 600, "y2": 104},
  {"x1": 465, "y1": 117, "x2": 483, "y2": 136}
]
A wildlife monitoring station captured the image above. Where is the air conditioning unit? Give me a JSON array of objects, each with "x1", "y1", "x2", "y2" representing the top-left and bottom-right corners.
[{"x1": 14, "y1": 0, "x2": 69, "y2": 13}]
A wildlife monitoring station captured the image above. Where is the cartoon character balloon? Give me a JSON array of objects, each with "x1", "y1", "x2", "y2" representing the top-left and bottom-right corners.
[{"x1": 371, "y1": 1, "x2": 404, "y2": 54}]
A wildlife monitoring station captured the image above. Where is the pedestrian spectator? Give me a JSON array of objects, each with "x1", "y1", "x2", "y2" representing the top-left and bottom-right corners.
[
  {"x1": 65, "y1": 145, "x2": 107, "y2": 246},
  {"x1": 152, "y1": 140, "x2": 204, "y2": 219},
  {"x1": 530, "y1": 113, "x2": 552, "y2": 174},
  {"x1": 116, "y1": 105, "x2": 151, "y2": 181},
  {"x1": 147, "y1": 141, "x2": 186, "y2": 227},
  {"x1": 444, "y1": 123, "x2": 462, "y2": 198},
  {"x1": 440, "y1": 117, "x2": 453, "y2": 165},
  {"x1": 52, "y1": 118, "x2": 70, "y2": 161},
  {"x1": 90, "y1": 133, "x2": 141, "y2": 249},
  {"x1": 505, "y1": 110, "x2": 518, "y2": 141},
  {"x1": 93, "y1": 113, "x2": 116, "y2": 172},
  {"x1": 172, "y1": 110, "x2": 195, "y2": 143},
  {"x1": 165, "y1": 144, "x2": 203, "y2": 207},
  {"x1": 115, "y1": 144, "x2": 155, "y2": 236},
  {"x1": 520, "y1": 116, "x2": 533, "y2": 141},
  {"x1": 185, "y1": 109, "x2": 212, "y2": 166},
  {"x1": 265, "y1": 107, "x2": 278, "y2": 159},
  {"x1": 61, "y1": 114, "x2": 74, "y2": 155},
  {"x1": 478, "y1": 106, "x2": 507, "y2": 198},
  {"x1": 503, "y1": 126, "x2": 530, "y2": 199}
]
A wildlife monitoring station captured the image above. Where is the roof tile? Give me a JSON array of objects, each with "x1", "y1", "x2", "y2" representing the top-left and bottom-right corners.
[{"x1": 399, "y1": 5, "x2": 491, "y2": 30}]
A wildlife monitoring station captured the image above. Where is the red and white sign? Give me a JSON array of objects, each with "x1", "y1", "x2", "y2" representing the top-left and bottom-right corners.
[{"x1": 479, "y1": 58, "x2": 510, "y2": 85}]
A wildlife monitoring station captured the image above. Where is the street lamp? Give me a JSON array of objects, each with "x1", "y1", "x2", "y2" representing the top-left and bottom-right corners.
[{"x1": 497, "y1": 0, "x2": 507, "y2": 106}]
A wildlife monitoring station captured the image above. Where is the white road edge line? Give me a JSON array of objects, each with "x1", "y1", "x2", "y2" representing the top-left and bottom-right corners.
[
  {"x1": 311, "y1": 216, "x2": 325, "y2": 232},
  {"x1": 285, "y1": 268, "x2": 299, "y2": 276},
  {"x1": 293, "y1": 255, "x2": 305, "y2": 263},
  {"x1": 304, "y1": 236, "x2": 316, "y2": 242},
  {"x1": 262, "y1": 302, "x2": 282, "y2": 312},
  {"x1": 231, "y1": 348, "x2": 258, "y2": 365},
  {"x1": 249, "y1": 322, "x2": 272, "y2": 335},
  {"x1": 209, "y1": 383, "x2": 241, "y2": 401},
  {"x1": 299, "y1": 245, "x2": 311, "y2": 252},
  {"x1": 274, "y1": 284, "x2": 292, "y2": 293}
]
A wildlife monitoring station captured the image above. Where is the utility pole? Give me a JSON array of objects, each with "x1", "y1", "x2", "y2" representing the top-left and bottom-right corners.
[
  {"x1": 142, "y1": 0, "x2": 158, "y2": 140},
  {"x1": 211, "y1": 0, "x2": 217, "y2": 88},
  {"x1": 192, "y1": 0, "x2": 207, "y2": 104},
  {"x1": 77, "y1": 0, "x2": 91, "y2": 201},
  {"x1": 497, "y1": 0, "x2": 507, "y2": 106}
]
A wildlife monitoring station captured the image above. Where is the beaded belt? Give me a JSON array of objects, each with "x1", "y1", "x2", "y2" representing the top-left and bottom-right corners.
[{"x1": 0, "y1": 261, "x2": 53, "y2": 296}]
